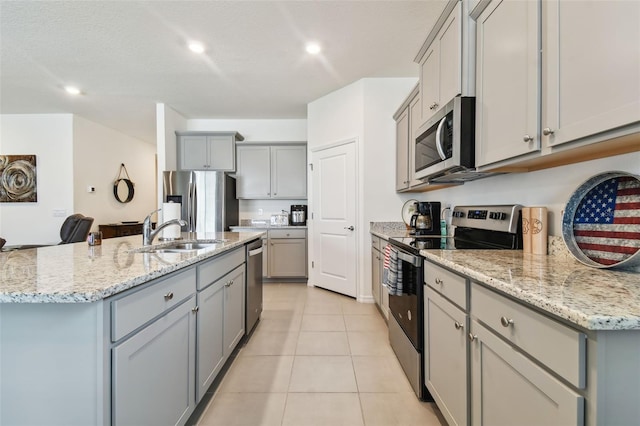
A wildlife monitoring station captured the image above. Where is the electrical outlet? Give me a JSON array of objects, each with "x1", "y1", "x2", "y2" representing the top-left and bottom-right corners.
[{"x1": 258, "y1": 209, "x2": 263, "y2": 216}]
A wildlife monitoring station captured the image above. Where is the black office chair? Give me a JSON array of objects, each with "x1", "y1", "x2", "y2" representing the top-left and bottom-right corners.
[
  {"x1": 6, "y1": 214, "x2": 94, "y2": 250},
  {"x1": 59, "y1": 214, "x2": 94, "y2": 244}
]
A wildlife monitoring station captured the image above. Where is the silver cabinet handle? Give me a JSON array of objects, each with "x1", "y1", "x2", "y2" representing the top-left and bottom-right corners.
[
  {"x1": 429, "y1": 102, "x2": 439, "y2": 110},
  {"x1": 468, "y1": 333, "x2": 477, "y2": 342},
  {"x1": 454, "y1": 322, "x2": 463, "y2": 330},
  {"x1": 543, "y1": 127, "x2": 555, "y2": 136},
  {"x1": 225, "y1": 280, "x2": 234, "y2": 287},
  {"x1": 500, "y1": 316, "x2": 514, "y2": 327},
  {"x1": 192, "y1": 306, "x2": 199, "y2": 313},
  {"x1": 164, "y1": 292, "x2": 174, "y2": 301},
  {"x1": 523, "y1": 135, "x2": 534, "y2": 142},
  {"x1": 344, "y1": 226, "x2": 355, "y2": 231},
  {"x1": 435, "y1": 278, "x2": 443, "y2": 285}
]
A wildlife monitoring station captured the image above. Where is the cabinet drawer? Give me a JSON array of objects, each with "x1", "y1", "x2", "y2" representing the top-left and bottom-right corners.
[
  {"x1": 424, "y1": 262, "x2": 467, "y2": 310},
  {"x1": 471, "y1": 282, "x2": 586, "y2": 388},
  {"x1": 371, "y1": 235, "x2": 380, "y2": 251},
  {"x1": 198, "y1": 247, "x2": 245, "y2": 290},
  {"x1": 111, "y1": 268, "x2": 196, "y2": 342},
  {"x1": 269, "y1": 229, "x2": 306, "y2": 239}
]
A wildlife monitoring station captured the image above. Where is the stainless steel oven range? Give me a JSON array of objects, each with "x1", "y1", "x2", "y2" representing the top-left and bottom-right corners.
[{"x1": 387, "y1": 204, "x2": 523, "y2": 401}]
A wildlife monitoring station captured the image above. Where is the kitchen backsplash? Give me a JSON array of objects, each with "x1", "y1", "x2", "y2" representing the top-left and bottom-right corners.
[{"x1": 238, "y1": 199, "x2": 307, "y2": 225}]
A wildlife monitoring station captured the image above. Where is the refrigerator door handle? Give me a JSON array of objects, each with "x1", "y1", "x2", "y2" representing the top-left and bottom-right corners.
[{"x1": 190, "y1": 182, "x2": 197, "y2": 232}]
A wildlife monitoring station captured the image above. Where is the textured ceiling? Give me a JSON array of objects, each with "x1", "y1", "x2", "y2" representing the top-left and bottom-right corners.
[{"x1": 0, "y1": 1, "x2": 447, "y2": 143}]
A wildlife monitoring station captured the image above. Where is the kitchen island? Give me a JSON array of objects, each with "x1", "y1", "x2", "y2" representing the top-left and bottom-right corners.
[{"x1": 0, "y1": 231, "x2": 263, "y2": 426}]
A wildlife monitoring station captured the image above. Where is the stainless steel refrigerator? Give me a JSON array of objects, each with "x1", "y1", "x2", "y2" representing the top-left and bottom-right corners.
[{"x1": 163, "y1": 171, "x2": 239, "y2": 233}]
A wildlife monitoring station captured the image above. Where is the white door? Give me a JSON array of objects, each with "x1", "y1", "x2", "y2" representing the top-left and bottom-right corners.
[{"x1": 310, "y1": 141, "x2": 357, "y2": 298}]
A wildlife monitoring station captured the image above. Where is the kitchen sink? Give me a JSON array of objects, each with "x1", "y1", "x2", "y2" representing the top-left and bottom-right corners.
[{"x1": 131, "y1": 240, "x2": 227, "y2": 254}]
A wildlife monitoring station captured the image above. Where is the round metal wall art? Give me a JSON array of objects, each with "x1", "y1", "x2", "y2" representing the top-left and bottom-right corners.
[
  {"x1": 113, "y1": 163, "x2": 134, "y2": 203},
  {"x1": 562, "y1": 171, "x2": 640, "y2": 271}
]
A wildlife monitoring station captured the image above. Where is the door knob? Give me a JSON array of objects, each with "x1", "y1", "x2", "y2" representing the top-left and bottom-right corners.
[{"x1": 344, "y1": 226, "x2": 355, "y2": 231}]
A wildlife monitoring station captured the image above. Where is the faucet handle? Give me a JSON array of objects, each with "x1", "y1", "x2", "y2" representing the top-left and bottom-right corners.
[{"x1": 144, "y1": 208, "x2": 161, "y2": 225}]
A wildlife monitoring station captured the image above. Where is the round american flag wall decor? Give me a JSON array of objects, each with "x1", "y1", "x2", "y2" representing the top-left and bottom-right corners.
[{"x1": 562, "y1": 171, "x2": 640, "y2": 271}]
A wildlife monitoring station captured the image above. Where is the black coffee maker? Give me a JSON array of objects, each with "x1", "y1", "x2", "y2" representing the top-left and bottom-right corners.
[
  {"x1": 290, "y1": 205, "x2": 307, "y2": 226},
  {"x1": 409, "y1": 201, "x2": 441, "y2": 235}
]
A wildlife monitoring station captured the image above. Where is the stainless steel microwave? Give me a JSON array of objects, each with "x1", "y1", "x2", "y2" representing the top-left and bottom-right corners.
[{"x1": 414, "y1": 96, "x2": 475, "y2": 181}]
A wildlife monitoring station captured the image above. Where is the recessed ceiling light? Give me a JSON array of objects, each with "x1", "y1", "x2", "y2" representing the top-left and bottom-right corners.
[
  {"x1": 188, "y1": 41, "x2": 205, "y2": 54},
  {"x1": 64, "y1": 86, "x2": 81, "y2": 95},
  {"x1": 305, "y1": 42, "x2": 321, "y2": 55}
]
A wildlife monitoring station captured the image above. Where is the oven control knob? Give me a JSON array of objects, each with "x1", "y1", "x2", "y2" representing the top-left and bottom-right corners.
[
  {"x1": 453, "y1": 211, "x2": 465, "y2": 218},
  {"x1": 489, "y1": 212, "x2": 507, "y2": 220}
]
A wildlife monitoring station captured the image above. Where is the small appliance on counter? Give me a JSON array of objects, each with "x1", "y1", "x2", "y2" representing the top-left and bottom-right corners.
[
  {"x1": 270, "y1": 211, "x2": 289, "y2": 226},
  {"x1": 409, "y1": 201, "x2": 441, "y2": 235},
  {"x1": 290, "y1": 204, "x2": 307, "y2": 226}
]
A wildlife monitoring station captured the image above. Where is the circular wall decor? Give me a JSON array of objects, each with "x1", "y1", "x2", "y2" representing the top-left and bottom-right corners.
[
  {"x1": 562, "y1": 171, "x2": 640, "y2": 271},
  {"x1": 113, "y1": 163, "x2": 134, "y2": 203}
]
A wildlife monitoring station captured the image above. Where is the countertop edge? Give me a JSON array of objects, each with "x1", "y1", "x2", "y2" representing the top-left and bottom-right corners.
[{"x1": 420, "y1": 250, "x2": 640, "y2": 331}]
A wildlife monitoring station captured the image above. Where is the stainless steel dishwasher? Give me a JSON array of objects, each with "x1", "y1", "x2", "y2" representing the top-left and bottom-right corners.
[{"x1": 246, "y1": 238, "x2": 263, "y2": 334}]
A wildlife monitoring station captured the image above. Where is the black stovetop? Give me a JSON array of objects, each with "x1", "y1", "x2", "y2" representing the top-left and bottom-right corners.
[{"x1": 389, "y1": 227, "x2": 522, "y2": 255}]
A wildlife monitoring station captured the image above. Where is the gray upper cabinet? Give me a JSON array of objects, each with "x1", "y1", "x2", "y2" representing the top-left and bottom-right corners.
[
  {"x1": 415, "y1": 1, "x2": 463, "y2": 127},
  {"x1": 542, "y1": 0, "x2": 640, "y2": 149},
  {"x1": 475, "y1": 0, "x2": 540, "y2": 167},
  {"x1": 177, "y1": 131, "x2": 244, "y2": 171},
  {"x1": 395, "y1": 85, "x2": 425, "y2": 192},
  {"x1": 474, "y1": 0, "x2": 640, "y2": 170},
  {"x1": 236, "y1": 144, "x2": 307, "y2": 199}
]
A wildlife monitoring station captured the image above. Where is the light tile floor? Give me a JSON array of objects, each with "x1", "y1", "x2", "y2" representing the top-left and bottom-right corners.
[{"x1": 195, "y1": 283, "x2": 446, "y2": 426}]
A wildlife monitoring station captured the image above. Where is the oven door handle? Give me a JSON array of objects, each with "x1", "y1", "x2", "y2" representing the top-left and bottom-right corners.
[
  {"x1": 396, "y1": 250, "x2": 422, "y2": 267},
  {"x1": 435, "y1": 116, "x2": 447, "y2": 161}
]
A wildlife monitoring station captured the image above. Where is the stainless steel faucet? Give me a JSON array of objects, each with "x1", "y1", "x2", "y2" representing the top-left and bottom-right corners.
[{"x1": 142, "y1": 208, "x2": 187, "y2": 246}]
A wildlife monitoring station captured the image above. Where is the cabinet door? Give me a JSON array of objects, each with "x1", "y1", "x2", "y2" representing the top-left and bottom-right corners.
[
  {"x1": 269, "y1": 238, "x2": 307, "y2": 277},
  {"x1": 208, "y1": 135, "x2": 235, "y2": 171},
  {"x1": 236, "y1": 146, "x2": 271, "y2": 199},
  {"x1": 395, "y1": 107, "x2": 410, "y2": 191},
  {"x1": 470, "y1": 320, "x2": 584, "y2": 426},
  {"x1": 223, "y1": 266, "x2": 245, "y2": 357},
  {"x1": 424, "y1": 288, "x2": 467, "y2": 426},
  {"x1": 113, "y1": 297, "x2": 196, "y2": 426},
  {"x1": 271, "y1": 145, "x2": 307, "y2": 198},
  {"x1": 438, "y1": 1, "x2": 462, "y2": 108},
  {"x1": 543, "y1": 0, "x2": 640, "y2": 148},
  {"x1": 420, "y1": 44, "x2": 440, "y2": 124},
  {"x1": 371, "y1": 247, "x2": 381, "y2": 306},
  {"x1": 408, "y1": 94, "x2": 422, "y2": 188},
  {"x1": 476, "y1": 0, "x2": 540, "y2": 167},
  {"x1": 180, "y1": 135, "x2": 209, "y2": 170},
  {"x1": 196, "y1": 280, "x2": 225, "y2": 402}
]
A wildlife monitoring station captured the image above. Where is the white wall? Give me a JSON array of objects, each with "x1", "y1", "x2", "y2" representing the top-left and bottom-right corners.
[
  {"x1": 156, "y1": 103, "x2": 188, "y2": 212},
  {"x1": 307, "y1": 78, "x2": 418, "y2": 301},
  {"x1": 187, "y1": 119, "x2": 307, "y2": 142},
  {"x1": 431, "y1": 151, "x2": 640, "y2": 236},
  {"x1": 73, "y1": 116, "x2": 157, "y2": 231},
  {"x1": 0, "y1": 114, "x2": 74, "y2": 245}
]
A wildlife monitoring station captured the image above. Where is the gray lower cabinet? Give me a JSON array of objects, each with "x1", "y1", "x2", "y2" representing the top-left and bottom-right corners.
[
  {"x1": 370, "y1": 234, "x2": 388, "y2": 318},
  {"x1": 112, "y1": 296, "x2": 197, "y2": 426},
  {"x1": 425, "y1": 260, "x2": 588, "y2": 426},
  {"x1": 196, "y1": 248, "x2": 246, "y2": 402},
  {"x1": 470, "y1": 319, "x2": 583, "y2": 426},
  {"x1": 424, "y1": 287, "x2": 467, "y2": 426},
  {"x1": 223, "y1": 265, "x2": 245, "y2": 355},
  {"x1": 267, "y1": 229, "x2": 307, "y2": 278},
  {"x1": 196, "y1": 278, "x2": 225, "y2": 401}
]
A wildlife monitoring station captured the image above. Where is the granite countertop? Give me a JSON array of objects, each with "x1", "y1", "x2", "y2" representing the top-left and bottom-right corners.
[
  {"x1": 421, "y1": 248, "x2": 640, "y2": 331},
  {"x1": 0, "y1": 231, "x2": 264, "y2": 304},
  {"x1": 370, "y1": 222, "x2": 411, "y2": 239}
]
